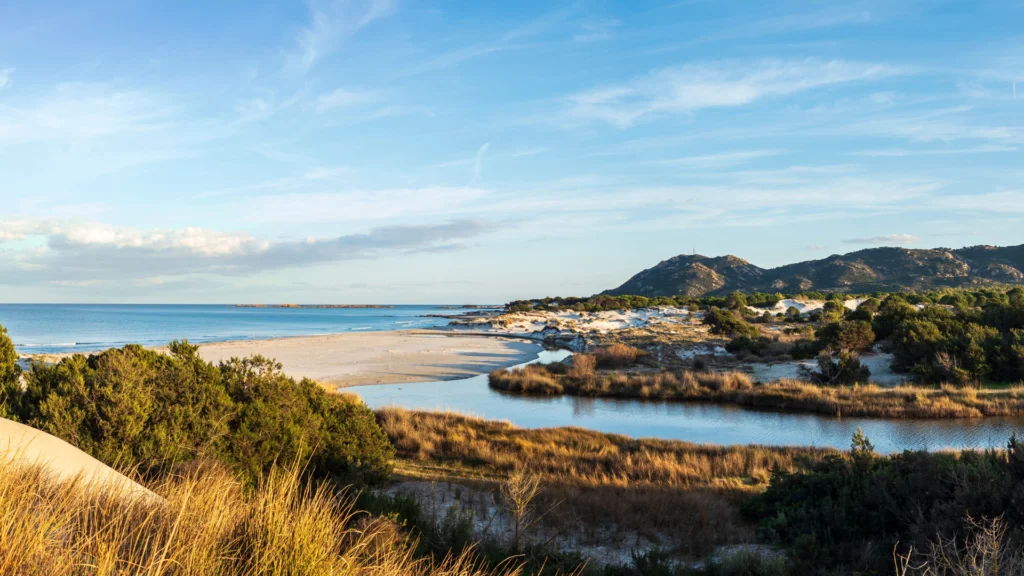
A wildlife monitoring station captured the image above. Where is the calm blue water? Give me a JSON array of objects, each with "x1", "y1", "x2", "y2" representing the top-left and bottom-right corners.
[
  {"x1": 0, "y1": 304, "x2": 459, "y2": 355},
  {"x1": 351, "y1": 350, "x2": 1024, "y2": 453}
]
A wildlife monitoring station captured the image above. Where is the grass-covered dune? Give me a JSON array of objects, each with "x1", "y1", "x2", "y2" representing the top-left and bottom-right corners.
[
  {"x1": 489, "y1": 362, "x2": 1024, "y2": 418},
  {"x1": 0, "y1": 457, "x2": 510, "y2": 575}
]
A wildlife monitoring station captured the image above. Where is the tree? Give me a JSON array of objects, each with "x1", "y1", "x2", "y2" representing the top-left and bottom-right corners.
[
  {"x1": 725, "y1": 291, "x2": 748, "y2": 310},
  {"x1": 818, "y1": 320, "x2": 875, "y2": 352},
  {"x1": 501, "y1": 465, "x2": 542, "y2": 551},
  {"x1": 812, "y1": 349, "x2": 870, "y2": 385},
  {"x1": 703, "y1": 307, "x2": 760, "y2": 338},
  {"x1": 850, "y1": 428, "x2": 874, "y2": 459},
  {"x1": 820, "y1": 300, "x2": 846, "y2": 324},
  {"x1": 0, "y1": 324, "x2": 21, "y2": 418}
]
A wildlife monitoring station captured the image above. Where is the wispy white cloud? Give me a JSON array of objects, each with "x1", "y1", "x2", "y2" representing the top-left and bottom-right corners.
[
  {"x1": 314, "y1": 88, "x2": 379, "y2": 112},
  {"x1": 0, "y1": 68, "x2": 13, "y2": 90},
  {"x1": 195, "y1": 165, "x2": 354, "y2": 199},
  {"x1": 842, "y1": 233, "x2": 919, "y2": 245},
  {"x1": 472, "y1": 142, "x2": 490, "y2": 182},
  {"x1": 244, "y1": 186, "x2": 489, "y2": 224},
  {"x1": 929, "y1": 190, "x2": 1024, "y2": 213},
  {"x1": 0, "y1": 83, "x2": 175, "y2": 142},
  {"x1": 287, "y1": 0, "x2": 396, "y2": 75},
  {"x1": 564, "y1": 59, "x2": 897, "y2": 127},
  {"x1": 848, "y1": 106, "x2": 1022, "y2": 144},
  {"x1": 654, "y1": 150, "x2": 785, "y2": 169},
  {"x1": 853, "y1": 144, "x2": 1018, "y2": 157},
  {"x1": 0, "y1": 218, "x2": 495, "y2": 284},
  {"x1": 573, "y1": 19, "x2": 620, "y2": 43},
  {"x1": 739, "y1": 4, "x2": 874, "y2": 36},
  {"x1": 408, "y1": 8, "x2": 575, "y2": 75}
]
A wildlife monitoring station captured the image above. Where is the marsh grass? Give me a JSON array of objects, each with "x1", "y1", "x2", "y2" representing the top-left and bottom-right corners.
[
  {"x1": 490, "y1": 366, "x2": 1024, "y2": 418},
  {"x1": 0, "y1": 457, "x2": 525, "y2": 576},
  {"x1": 377, "y1": 409, "x2": 833, "y2": 557}
]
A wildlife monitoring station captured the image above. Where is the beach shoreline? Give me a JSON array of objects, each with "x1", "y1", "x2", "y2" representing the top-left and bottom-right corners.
[{"x1": 19, "y1": 329, "x2": 542, "y2": 388}]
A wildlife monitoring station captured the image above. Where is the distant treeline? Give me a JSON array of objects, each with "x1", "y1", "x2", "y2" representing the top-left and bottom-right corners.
[
  {"x1": 711, "y1": 287, "x2": 1024, "y2": 386},
  {"x1": 505, "y1": 287, "x2": 1024, "y2": 313}
]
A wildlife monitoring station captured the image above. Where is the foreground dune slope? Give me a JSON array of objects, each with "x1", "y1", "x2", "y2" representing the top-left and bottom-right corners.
[{"x1": 0, "y1": 416, "x2": 153, "y2": 499}]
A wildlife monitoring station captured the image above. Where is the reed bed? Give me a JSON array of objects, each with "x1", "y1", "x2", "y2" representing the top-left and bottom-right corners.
[
  {"x1": 378, "y1": 408, "x2": 829, "y2": 488},
  {"x1": 0, "y1": 458, "x2": 523, "y2": 576},
  {"x1": 490, "y1": 365, "x2": 1024, "y2": 418},
  {"x1": 377, "y1": 408, "x2": 833, "y2": 557}
]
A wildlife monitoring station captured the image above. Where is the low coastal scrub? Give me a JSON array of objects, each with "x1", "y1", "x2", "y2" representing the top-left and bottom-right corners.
[
  {"x1": 378, "y1": 408, "x2": 834, "y2": 559},
  {"x1": 489, "y1": 365, "x2": 1024, "y2": 418},
  {"x1": 744, "y1": 433, "x2": 1024, "y2": 574},
  {"x1": 0, "y1": 458, "x2": 516, "y2": 575},
  {"x1": 0, "y1": 339, "x2": 394, "y2": 485}
]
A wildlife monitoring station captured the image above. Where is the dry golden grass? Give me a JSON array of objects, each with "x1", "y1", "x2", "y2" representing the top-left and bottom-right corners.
[
  {"x1": 377, "y1": 408, "x2": 833, "y2": 557},
  {"x1": 377, "y1": 407, "x2": 825, "y2": 488},
  {"x1": 592, "y1": 344, "x2": 643, "y2": 369},
  {"x1": 0, "y1": 457, "x2": 524, "y2": 576},
  {"x1": 490, "y1": 366, "x2": 1024, "y2": 418}
]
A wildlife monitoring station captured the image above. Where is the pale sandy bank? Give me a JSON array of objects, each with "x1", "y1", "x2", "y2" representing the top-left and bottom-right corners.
[
  {"x1": 0, "y1": 417, "x2": 154, "y2": 499},
  {"x1": 196, "y1": 329, "x2": 541, "y2": 387}
]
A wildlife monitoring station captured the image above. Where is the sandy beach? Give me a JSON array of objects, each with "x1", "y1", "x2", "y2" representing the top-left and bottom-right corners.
[{"x1": 195, "y1": 329, "x2": 541, "y2": 387}]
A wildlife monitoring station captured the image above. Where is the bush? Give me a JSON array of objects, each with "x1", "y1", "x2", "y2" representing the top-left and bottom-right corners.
[
  {"x1": 10, "y1": 341, "x2": 393, "y2": 486},
  {"x1": 594, "y1": 344, "x2": 644, "y2": 368},
  {"x1": 744, "y1": 433, "x2": 1024, "y2": 573},
  {"x1": 0, "y1": 325, "x2": 20, "y2": 418},
  {"x1": 726, "y1": 336, "x2": 772, "y2": 357},
  {"x1": 704, "y1": 308, "x2": 760, "y2": 338},
  {"x1": 816, "y1": 320, "x2": 875, "y2": 352},
  {"x1": 810, "y1": 350, "x2": 870, "y2": 385},
  {"x1": 819, "y1": 301, "x2": 845, "y2": 324}
]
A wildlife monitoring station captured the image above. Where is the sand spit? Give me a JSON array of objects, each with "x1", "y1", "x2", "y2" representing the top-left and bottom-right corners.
[{"x1": 196, "y1": 329, "x2": 541, "y2": 387}]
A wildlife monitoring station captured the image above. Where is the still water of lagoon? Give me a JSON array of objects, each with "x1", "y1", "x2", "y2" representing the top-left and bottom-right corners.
[{"x1": 349, "y1": 350, "x2": 1024, "y2": 453}]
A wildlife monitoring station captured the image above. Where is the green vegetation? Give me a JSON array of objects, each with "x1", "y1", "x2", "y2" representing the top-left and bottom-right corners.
[
  {"x1": 743, "y1": 433, "x2": 1024, "y2": 574},
  {"x1": 2, "y1": 340, "x2": 393, "y2": 486},
  {"x1": 703, "y1": 308, "x2": 760, "y2": 338},
  {"x1": 489, "y1": 363, "x2": 1024, "y2": 418},
  {"x1": 0, "y1": 324, "x2": 20, "y2": 419},
  {"x1": 878, "y1": 289, "x2": 1024, "y2": 385}
]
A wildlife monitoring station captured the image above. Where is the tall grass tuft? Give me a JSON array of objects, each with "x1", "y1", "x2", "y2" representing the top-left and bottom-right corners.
[{"x1": 0, "y1": 457, "x2": 524, "y2": 575}]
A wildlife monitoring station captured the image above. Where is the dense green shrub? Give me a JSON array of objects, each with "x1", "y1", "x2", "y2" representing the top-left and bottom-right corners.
[
  {"x1": 725, "y1": 291, "x2": 748, "y2": 310},
  {"x1": 876, "y1": 296, "x2": 1024, "y2": 385},
  {"x1": 725, "y1": 336, "x2": 771, "y2": 356},
  {"x1": 0, "y1": 325, "x2": 20, "y2": 418},
  {"x1": 703, "y1": 308, "x2": 760, "y2": 338},
  {"x1": 743, "y1": 433, "x2": 1024, "y2": 573},
  {"x1": 9, "y1": 341, "x2": 393, "y2": 485},
  {"x1": 816, "y1": 320, "x2": 875, "y2": 352},
  {"x1": 810, "y1": 350, "x2": 869, "y2": 385}
]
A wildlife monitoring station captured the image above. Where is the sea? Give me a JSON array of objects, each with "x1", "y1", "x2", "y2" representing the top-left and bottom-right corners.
[{"x1": 0, "y1": 304, "x2": 473, "y2": 356}]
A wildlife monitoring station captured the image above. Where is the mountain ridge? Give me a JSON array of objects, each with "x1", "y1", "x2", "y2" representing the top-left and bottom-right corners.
[{"x1": 603, "y1": 244, "x2": 1024, "y2": 297}]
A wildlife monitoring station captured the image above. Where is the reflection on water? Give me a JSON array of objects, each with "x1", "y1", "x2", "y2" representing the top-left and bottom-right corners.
[{"x1": 349, "y1": 349, "x2": 1024, "y2": 453}]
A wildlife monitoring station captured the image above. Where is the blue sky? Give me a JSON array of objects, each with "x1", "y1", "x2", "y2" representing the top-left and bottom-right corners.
[{"x1": 1, "y1": 0, "x2": 1022, "y2": 303}]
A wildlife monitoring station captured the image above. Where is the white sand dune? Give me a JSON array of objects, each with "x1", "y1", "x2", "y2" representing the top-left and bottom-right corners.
[
  {"x1": 748, "y1": 298, "x2": 867, "y2": 317},
  {"x1": 0, "y1": 417, "x2": 154, "y2": 500}
]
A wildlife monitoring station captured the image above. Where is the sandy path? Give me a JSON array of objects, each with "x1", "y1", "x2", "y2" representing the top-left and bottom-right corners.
[{"x1": 197, "y1": 329, "x2": 541, "y2": 387}]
